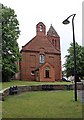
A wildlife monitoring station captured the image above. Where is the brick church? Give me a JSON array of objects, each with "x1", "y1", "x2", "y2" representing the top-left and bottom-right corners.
[{"x1": 17, "y1": 22, "x2": 62, "y2": 82}]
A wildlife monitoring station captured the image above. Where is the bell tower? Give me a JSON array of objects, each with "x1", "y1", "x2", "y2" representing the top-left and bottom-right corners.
[
  {"x1": 47, "y1": 24, "x2": 60, "y2": 50},
  {"x1": 36, "y1": 22, "x2": 46, "y2": 36}
]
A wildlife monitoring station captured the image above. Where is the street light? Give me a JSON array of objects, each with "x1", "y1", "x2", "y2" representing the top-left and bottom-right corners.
[{"x1": 62, "y1": 14, "x2": 77, "y2": 101}]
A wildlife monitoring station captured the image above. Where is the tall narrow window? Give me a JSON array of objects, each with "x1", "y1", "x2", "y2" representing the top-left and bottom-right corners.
[
  {"x1": 55, "y1": 40, "x2": 56, "y2": 47},
  {"x1": 40, "y1": 54, "x2": 44, "y2": 64},
  {"x1": 52, "y1": 39, "x2": 54, "y2": 45},
  {"x1": 40, "y1": 25, "x2": 43, "y2": 31},
  {"x1": 45, "y1": 66, "x2": 50, "y2": 78}
]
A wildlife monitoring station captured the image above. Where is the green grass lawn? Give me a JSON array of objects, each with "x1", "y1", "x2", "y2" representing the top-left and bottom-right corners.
[
  {"x1": 2, "y1": 91, "x2": 82, "y2": 118},
  {"x1": 0, "y1": 80, "x2": 73, "y2": 90}
]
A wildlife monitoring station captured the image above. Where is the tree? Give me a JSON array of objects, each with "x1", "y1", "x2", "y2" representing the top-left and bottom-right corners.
[
  {"x1": 63, "y1": 42, "x2": 84, "y2": 80},
  {"x1": 0, "y1": 4, "x2": 2, "y2": 81},
  {"x1": 1, "y1": 4, "x2": 21, "y2": 82}
]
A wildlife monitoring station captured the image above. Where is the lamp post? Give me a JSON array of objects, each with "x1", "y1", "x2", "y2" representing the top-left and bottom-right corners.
[{"x1": 62, "y1": 14, "x2": 77, "y2": 101}]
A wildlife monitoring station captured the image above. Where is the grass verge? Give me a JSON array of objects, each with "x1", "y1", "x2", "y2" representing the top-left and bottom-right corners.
[
  {"x1": 0, "y1": 80, "x2": 73, "y2": 90},
  {"x1": 2, "y1": 90, "x2": 82, "y2": 118}
]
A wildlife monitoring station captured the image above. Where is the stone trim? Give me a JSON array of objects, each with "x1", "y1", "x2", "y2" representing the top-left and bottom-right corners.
[{"x1": 0, "y1": 83, "x2": 82, "y2": 101}]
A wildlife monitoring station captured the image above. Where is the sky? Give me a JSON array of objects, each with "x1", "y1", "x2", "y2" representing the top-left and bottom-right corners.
[
  {"x1": 82, "y1": 1, "x2": 84, "y2": 46},
  {"x1": 0, "y1": 0, "x2": 83, "y2": 68}
]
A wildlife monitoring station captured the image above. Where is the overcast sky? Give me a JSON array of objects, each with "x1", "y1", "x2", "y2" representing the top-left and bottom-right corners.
[{"x1": 0, "y1": 0, "x2": 83, "y2": 68}]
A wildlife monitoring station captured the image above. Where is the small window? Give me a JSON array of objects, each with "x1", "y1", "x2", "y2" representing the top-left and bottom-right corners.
[
  {"x1": 55, "y1": 40, "x2": 56, "y2": 47},
  {"x1": 40, "y1": 54, "x2": 44, "y2": 64},
  {"x1": 52, "y1": 39, "x2": 54, "y2": 45},
  {"x1": 31, "y1": 71, "x2": 35, "y2": 75},
  {"x1": 40, "y1": 25, "x2": 43, "y2": 31},
  {"x1": 45, "y1": 66, "x2": 50, "y2": 78}
]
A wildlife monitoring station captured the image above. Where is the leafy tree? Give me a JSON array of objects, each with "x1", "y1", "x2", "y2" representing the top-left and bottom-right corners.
[
  {"x1": 0, "y1": 4, "x2": 2, "y2": 81},
  {"x1": 1, "y1": 4, "x2": 21, "y2": 82},
  {"x1": 63, "y1": 42, "x2": 84, "y2": 80}
]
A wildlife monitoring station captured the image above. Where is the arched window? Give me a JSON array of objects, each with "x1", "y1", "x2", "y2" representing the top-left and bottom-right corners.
[
  {"x1": 40, "y1": 54, "x2": 44, "y2": 64},
  {"x1": 31, "y1": 70, "x2": 35, "y2": 75},
  {"x1": 52, "y1": 39, "x2": 54, "y2": 45},
  {"x1": 40, "y1": 25, "x2": 43, "y2": 31},
  {"x1": 45, "y1": 66, "x2": 50, "y2": 78},
  {"x1": 55, "y1": 40, "x2": 56, "y2": 47}
]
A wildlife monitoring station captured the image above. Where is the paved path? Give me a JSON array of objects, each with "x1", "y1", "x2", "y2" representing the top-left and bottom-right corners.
[
  {"x1": 78, "y1": 90, "x2": 84, "y2": 103},
  {"x1": 77, "y1": 82, "x2": 84, "y2": 103}
]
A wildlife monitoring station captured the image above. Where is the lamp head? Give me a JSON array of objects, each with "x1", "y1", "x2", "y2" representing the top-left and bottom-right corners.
[{"x1": 62, "y1": 19, "x2": 70, "y2": 25}]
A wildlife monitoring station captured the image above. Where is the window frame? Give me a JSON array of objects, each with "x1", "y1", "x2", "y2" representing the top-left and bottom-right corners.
[
  {"x1": 45, "y1": 66, "x2": 50, "y2": 78},
  {"x1": 40, "y1": 54, "x2": 45, "y2": 64}
]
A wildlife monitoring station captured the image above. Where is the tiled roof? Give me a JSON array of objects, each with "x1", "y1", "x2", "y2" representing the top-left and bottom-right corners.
[
  {"x1": 22, "y1": 35, "x2": 60, "y2": 54},
  {"x1": 47, "y1": 24, "x2": 59, "y2": 37}
]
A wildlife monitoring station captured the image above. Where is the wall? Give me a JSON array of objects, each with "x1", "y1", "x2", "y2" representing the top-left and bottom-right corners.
[{"x1": 0, "y1": 82, "x2": 83, "y2": 101}]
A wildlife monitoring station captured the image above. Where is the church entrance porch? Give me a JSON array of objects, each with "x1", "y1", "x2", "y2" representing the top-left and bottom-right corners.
[{"x1": 34, "y1": 62, "x2": 55, "y2": 82}]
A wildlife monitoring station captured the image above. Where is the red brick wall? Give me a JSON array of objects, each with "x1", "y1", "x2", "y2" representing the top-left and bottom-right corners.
[
  {"x1": 47, "y1": 36, "x2": 60, "y2": 50},
  {"x1": 21, "y1": 51, "x2": 61, "y2": 81}
]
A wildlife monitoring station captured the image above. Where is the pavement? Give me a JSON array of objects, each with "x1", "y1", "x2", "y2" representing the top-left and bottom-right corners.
[
  {"x1": 78, "y1": 90, "x2": 84, "y2": 103},
  {"x1": 77, "y1": 82, "x2": 84, "y2": 103}
]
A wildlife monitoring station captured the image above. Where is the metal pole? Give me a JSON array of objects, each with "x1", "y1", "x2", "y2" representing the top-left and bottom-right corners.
[
  {"x1": 72, "y1": 14, "x2": 77, "y2": 101},
  {"x1": 62, "y1": 14, "x2": 77, "y2": 101}
]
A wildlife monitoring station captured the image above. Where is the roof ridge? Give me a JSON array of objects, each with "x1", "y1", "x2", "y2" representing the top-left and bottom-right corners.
[{"x1": 22, "y1": 36, "x2": 37, "y2": 48}]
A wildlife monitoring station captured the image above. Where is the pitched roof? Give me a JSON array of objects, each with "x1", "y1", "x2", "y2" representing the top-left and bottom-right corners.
[
  {"x1": 34, "y1": 62, "x2": 54, "y2": 71},
  {"x1": 47, "y1": 24, "x2": 59, "y2": 37},
  {"x1": 22, "y1": 35, "x2": 60, "y2": 54}
]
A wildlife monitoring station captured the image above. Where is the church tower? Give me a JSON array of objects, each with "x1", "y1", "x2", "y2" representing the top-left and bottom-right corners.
[
  {"x1": 47, "y1": 24, "x2": 60, "y2": 50},
  {"x1": 36, "y1": 22, "x2": 46, "y2": 36}
]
